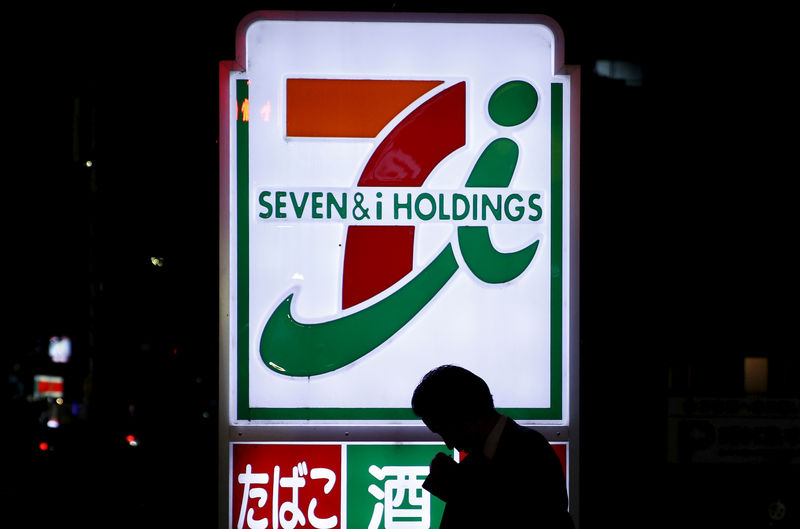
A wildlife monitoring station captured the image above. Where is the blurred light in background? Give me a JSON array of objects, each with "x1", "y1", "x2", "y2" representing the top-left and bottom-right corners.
[
  {"x1": 48, "y1": 336, "x2": 71, "y2": 364},
  {"x1": 744, "y1": 357, "x2": 768, "y2": 394},
  {"x1": 594, "y1": 59, "x2": 643, "y2": 87}
]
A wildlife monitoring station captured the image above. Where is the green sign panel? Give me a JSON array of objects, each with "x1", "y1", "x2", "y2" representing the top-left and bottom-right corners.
[{"x1": 347, "y1": 444, "x2": 449, "y2": 528}]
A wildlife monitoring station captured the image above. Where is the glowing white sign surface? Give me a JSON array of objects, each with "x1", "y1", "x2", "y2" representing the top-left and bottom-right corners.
[{"x1": 222, "y1": 12, "x2": 576, "y2": 423}]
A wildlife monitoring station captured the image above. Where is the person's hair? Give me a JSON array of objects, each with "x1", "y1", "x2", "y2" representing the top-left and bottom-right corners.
[{"x1": 411, "y1": 364, "x2": 495, "y2": 422}]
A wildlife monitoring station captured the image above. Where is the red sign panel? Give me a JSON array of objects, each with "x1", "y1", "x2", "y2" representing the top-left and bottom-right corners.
[{"x1": 232, "y1": 444, "x2": 342, "y2": 529}]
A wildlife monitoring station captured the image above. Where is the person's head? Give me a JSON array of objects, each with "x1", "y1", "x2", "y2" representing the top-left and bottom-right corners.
[{"x1": 411, "y1": 364, "x2": 497, "y2": 452}]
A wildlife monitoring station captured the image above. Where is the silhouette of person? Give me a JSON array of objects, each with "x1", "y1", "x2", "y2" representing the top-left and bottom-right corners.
[{"x1": 412, "y1": 364, "x2": 574, "y2": 528}]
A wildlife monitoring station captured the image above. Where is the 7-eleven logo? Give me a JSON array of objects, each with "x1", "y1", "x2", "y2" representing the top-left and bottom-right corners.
[{"x1": 249, "y1": 77, "x2": 543, "y2": 376}]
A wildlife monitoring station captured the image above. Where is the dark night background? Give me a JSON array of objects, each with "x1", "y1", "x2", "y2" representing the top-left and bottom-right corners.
[{"x1": 3, "y1": 3, "x2": 798, "y2": 528}]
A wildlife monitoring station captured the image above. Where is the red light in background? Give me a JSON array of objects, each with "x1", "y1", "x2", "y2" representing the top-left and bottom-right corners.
[
  {"x1": 125, "y1": 435, "x2": 136, "y2": 443},
  {"x1": 39, "y1": 442, "x2": 49, "y2": 451}
]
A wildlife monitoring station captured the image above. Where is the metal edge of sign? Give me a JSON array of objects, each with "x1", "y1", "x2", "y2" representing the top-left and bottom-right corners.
[
  {"x1": 564, "y1": 62, "x2": 581, "y2": 529},
  {"x1": 219, "y1": 58, "x2": 240, "y2": 529},
  {"x1": 233, "y1": 10, "x2": 567, "y2": 74}
]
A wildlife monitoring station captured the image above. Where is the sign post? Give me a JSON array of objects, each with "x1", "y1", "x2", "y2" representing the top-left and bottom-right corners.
[{"x1": 220, "y1": 11, "x2": 579, "y2": 528}]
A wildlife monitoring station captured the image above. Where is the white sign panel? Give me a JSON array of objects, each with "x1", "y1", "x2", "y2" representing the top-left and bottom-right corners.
[{"x1": 222, "y1": 12, "x2": 576, "y2": 423}]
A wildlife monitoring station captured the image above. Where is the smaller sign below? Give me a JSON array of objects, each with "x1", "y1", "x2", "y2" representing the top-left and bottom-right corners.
[
  {"x1": 231, "y1": 441, "x2": 569, "y2": 529},
  {"x1": 232, "y1": 442, "x2": 446, "y2": 529}
]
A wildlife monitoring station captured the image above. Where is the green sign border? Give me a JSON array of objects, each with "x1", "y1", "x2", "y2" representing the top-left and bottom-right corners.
[{"x1": 236, "y1": 80, "x2": 565, "y2": 421}]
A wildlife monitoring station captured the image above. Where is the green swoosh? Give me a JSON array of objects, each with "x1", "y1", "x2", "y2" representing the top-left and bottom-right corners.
[
  {"x1": 458, "y1": 136, "x2": 539, "y2": 283},
  {"x1": 260, "y1": 243, "x2": 459, "y2": 376},
  {"x1": 458, "y1": 226, "x2": 539, "y2": 284}
]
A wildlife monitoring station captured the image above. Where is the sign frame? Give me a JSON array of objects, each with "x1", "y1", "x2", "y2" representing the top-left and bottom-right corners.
[{"x1": 219, "y1": 10, "x2": 580, "y2": 528}]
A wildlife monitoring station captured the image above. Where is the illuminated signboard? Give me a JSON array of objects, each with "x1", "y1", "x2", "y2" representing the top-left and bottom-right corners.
[
  {"x1": 48, "y1": 335, "x2": 71, "y2": 363},
  {"x1": 231, "y1": 442, "x2": 568, "y2": 529},
  {"x1": 33, "y1": 374, "x2": 64, "y2": 400},
  {"x1": 221, "y1": 12, "x2": 577, "y2": 423}
]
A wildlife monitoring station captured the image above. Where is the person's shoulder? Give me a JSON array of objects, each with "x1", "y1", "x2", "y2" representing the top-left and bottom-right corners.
[
  {"x1": 505, "y1": 417, "x2": 547, "y2": 440},
  {"x1": 499, "y1": 417, "x2": 552, "y2": 453}
]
